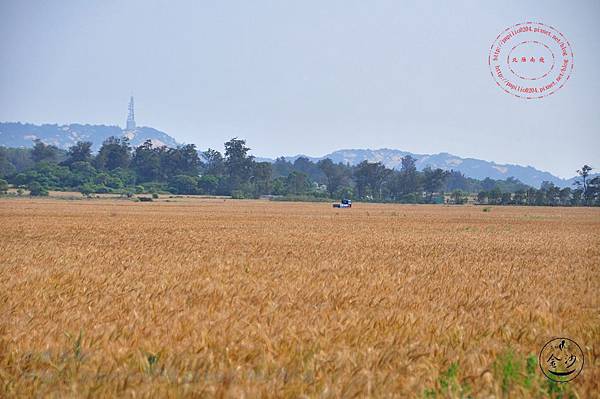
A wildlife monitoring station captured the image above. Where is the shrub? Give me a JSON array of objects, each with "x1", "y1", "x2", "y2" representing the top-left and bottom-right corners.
[
  {"x1": 400, "y1": 193, "x2": 422, "y2": 204},
  {"x1": 28, "y1": 181, "x2": 48, "y2": 196},
  {"x1": 231, "y1": 190, "x2": 246, "y2": 199},
  {"x1": 96, "y1": 185, "x2": 111, "y2": 194},
  {"x1": 199, "y1": 175, "x2": 219, "y2": 195},
  {"x1": 0, "y1": 178, "x2": 8, "y2": 194},
  {"x1": 142, "y1": 182, "x2": 168, "y2": 194},
  {"x1": 168, "y1": 175, "x2": 199, "y2": 195},
  {"x1": 271, "y1": 195, "x2": 331, "y2": 202},
  {"x1": 80, "y1": 183, "x2": 109, "y2": 196},
  {"x1": 79, "y1": 183, "x2": 95, "y2": 196},
  {"x1": 106, "y1": 176, "x2": 124, "y2": 189}
]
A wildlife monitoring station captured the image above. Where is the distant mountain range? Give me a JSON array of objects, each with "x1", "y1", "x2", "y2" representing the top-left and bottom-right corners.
[
  {"x1": 0, "y1": 122, "x2": 178, "y2": 152},
  {"x1": 261, "y1": 149, "x2": 587, "y2": 188},
  {"x1": 0, "y1": 122, "x2": 588, "y2": 188}
]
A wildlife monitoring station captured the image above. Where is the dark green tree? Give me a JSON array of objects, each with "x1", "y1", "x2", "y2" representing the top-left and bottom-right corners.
[
  {"x1": 559, "y1": 187, "x2": 572, "y2": 206},
  {"x1": 27, "y1": 181, "x2": 48, "y2": 196},
  {"x1": 132, "y1": 140, "x2": 163, "y2": 182},
  {"x1": 587, "y1": 176, "x2": 600, "y2": 205},
  {"x1": 110, "y1": 167, "x2": 136, "y2": 186},
  {"x1": 451, "y1": 190, "x2": 466, "y2": 204},
  {"x1": 95, "y1": 137, "x2": 131, "y2": 171},
  {"x1": 272, "y1": 157, "x2": 294, "y2": 178},
  {"x1": 481, "y1": 177, "x2": 497, "y2": 191},
  {"x1": 399, "y1": 155, "x2": 420, "y2": 196},
  {"x1": 168, "y1": 175, "x2": 199, "y2": 195},
  {"x1": 31, "y1": 139, "x2": 59, "y2": 163},
  {"x1": 0, "y1": 149, "x2": 17, "y2": 177},
  {"x1": 353, "y1": 161, "x2": 390, "y2": 200},
  {"x1": 64, "y1": 141, "x2": 92, "y2": 165},
  {"x1": 384, "y1": 157, "x2": 421, "y2": 202},
  {"x1": 542, "y1": 182, "x2": 560, "y2": 206},
  {"x1": 489, "y1": 187, "x2": 502, "y2": 204},
  {"x1": 575, "y1": 165, "x2": 593, "y2": 204},
  {"x1": 252, "y1": 162, "x2": 273, "y2": 195},
  {"x1": 271, "y1": 177, "x2": 286, "y2": 195},
  {"x1": 293, "y1": 157, "x2": 325, "y2": 183},
  {"x1": 69, "y1": 161, "x2": 97, "y2": 186},
  {"x1": 163, "y1": 144, "x2": 201, "y2": 177},
  {"x1": 422, "y1": 167, "x2": 450, "y2": 203},
  {"x1": 525, "y1": 187, "x2": 537, "y2": 205},
  {"x1": 198, "y1": 175, "x2": 220, "y2": 194},
  {"x1": 201, "y1": 149, "x2": 225, "y2": 176},
  {"x1": 571, "y1": 188, "x2": 583, "y2": 205},
  {"x1": 285, "y1": 171, "x2": 310, "y2": 195},
  {"x1": 0, "y1": 147, "x2": 34, "y2": 174},
  {"x1": 477, "y1": 191, "x2": 488, "y2": 204},
  {"x1": 500, "y1": 192, "x2": 512, "y2": 205},
  {"x1": 224, "y1": 138, "x2": 254, "y2": 192},
  {"x1": 318, "y1": 158, "x2": 349, "y2": 198},
  {"x1": 445, "y1": 170, "x2": 472, "y2": 192},
  {"x1": 79, "y1": 183, "x2": 97, "y2": 196}
]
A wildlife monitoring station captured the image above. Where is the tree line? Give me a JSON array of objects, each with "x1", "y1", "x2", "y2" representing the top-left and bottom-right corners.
[{"x1": 0, "y1": 137, "x2": 598, "y2": 206}]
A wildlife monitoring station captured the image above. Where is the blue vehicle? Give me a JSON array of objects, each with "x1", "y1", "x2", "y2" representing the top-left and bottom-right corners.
[{"x1": 333, "y1": 199, "x2": 352, "y2": 208}]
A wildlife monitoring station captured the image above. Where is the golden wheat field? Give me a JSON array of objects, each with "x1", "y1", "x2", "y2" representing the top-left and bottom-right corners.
[{"x1": 0, "y1": 198, "x2": 599, "y2": 398}]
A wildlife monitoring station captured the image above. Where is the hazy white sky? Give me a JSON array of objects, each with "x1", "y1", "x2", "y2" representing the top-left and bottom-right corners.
[{"x1": 1, "y1": 0, "x2": 599, "y2": 177}]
